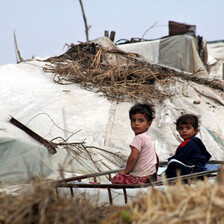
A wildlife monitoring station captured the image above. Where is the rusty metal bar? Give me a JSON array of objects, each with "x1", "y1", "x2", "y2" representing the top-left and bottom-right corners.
[
  {"x1": 56, "y1": 182, "x2": 149, "y2": 189},
  {"x1": 123, "y1": 188, "x2": 128, "y2": 204},
  {"x1": 9, "y1": 116, "x2": 57, "y2": 154},
  {"x1": 70, "y1": 187, "x2": 74, "y2": 197},
  {"x1": 55, "y1": 168, "x2": 219, "y2": 189},
  {"x1": 107, "y1": 188, "x2": 113, "y2": 205},
  {"x1": 55, "y1": 168, "x2": 122, "y2": 184},
  {"x1": 108, "y1": 174, "x2": 112, "y2": 181}
]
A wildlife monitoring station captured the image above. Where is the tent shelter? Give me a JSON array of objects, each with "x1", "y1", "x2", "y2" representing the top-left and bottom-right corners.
[
  {"x1": 0, "y1": 36, "x2": 224, "y2": 189},
  {"x1": 118, "y1": 34, "x2": 208, "y2": 77}
]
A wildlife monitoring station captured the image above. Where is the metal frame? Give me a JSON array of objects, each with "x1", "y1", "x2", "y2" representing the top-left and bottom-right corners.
[{"x1": 54, "y1": 168, "x2": 220, "y2": 205}]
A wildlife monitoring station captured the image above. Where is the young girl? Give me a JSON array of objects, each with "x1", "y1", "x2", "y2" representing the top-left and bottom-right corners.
[
  {"x1": 112, "y1": 103, "x2": 158, "y2": 184},
  {"x1": 165, "y1": 114, "x2": 211, "y2": 178}
]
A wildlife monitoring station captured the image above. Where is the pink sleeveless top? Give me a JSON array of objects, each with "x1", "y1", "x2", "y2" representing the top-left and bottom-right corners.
[{"x1": 129, "y1": 132, "x2": 157, "y2": 177}]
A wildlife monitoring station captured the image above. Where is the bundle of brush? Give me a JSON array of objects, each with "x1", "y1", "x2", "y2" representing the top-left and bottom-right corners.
[
  {"x1": 104, "y1": 168, "x2": 224, "y2": 224},
  {"x1": 43, "y1": 42, "x2": 174, "y2": 102},
  {"x1": 43, "y1": 42, "x2": 224, "y2": 102},
  {"x1": 0, "y1": 179, "x2": 113, "y2": 224}
]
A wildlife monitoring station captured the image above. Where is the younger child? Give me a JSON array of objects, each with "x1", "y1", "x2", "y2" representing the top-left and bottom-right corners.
[
  {"x1": 165, "y1": 114, "x2": 211, "y2": 178},
  {"x1": 112, "y1": 103, "x2": 158, "y2": 184}
]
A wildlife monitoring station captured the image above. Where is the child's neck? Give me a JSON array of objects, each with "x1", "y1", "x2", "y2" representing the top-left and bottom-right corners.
[{"x1": 135, "y1": 130, "x2": 148, "y2": 136}]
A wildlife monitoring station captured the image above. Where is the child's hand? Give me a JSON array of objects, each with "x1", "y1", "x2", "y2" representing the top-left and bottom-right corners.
[{"x1": 118, "y1": 169, "x2": 126, "y2": 175}]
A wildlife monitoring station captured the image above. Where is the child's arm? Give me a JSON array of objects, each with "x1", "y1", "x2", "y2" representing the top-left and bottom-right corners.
[
  {"x1": 169, "y1": 139, "x2": 196, "y2": 162},
  {"x1": 118, "y1": 147, "x2": 139, "y2": 174}
]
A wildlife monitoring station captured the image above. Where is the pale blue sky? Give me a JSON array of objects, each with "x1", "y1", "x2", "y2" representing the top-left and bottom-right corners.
[{"x1": 1, "y1": 0, "x2": 224, "y2": 65}]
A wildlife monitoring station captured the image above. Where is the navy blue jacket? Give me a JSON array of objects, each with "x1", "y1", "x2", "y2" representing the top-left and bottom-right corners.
[{"x1": 168, "y1": 137, "x2": 211, "y2": 172}]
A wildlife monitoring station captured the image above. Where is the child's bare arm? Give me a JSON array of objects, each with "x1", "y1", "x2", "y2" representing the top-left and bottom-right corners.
[{"x1": 118, "y1": 147, "x2": 139, "y2": 174}]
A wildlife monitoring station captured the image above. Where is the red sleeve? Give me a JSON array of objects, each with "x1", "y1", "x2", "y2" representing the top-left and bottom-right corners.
[{"x1": 176, "y1": 139, "x2": 190, "y2": 152}]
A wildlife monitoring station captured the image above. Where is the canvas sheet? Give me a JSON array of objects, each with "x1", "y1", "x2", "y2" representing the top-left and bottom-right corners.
[
  {"x1": 0, "y1": 57, "x2": 224, "y2": 186},
  {"x1": 206, "y1": 41, "x2": 224, "y2": 79},
  {"x1": 118, "y1": 34, "x2": 208, "y2": 77},
  {"x1": 0, "y1": 137, "x2": 52, "y2": 187},
  {"x1": 118, "y1": 39, "x2": 160, "y2": 64},
  {"x1": 159, "y1": 35, "x2": 208, "y2": 76}
]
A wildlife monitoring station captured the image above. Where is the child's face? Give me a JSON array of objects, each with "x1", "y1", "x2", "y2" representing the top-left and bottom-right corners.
[
  {"x1": 130, "y1": 113, "x2": 151, "y2": 135},
  {"x1": 177, "y1": 123, "x2": 198, "y2": 140}
]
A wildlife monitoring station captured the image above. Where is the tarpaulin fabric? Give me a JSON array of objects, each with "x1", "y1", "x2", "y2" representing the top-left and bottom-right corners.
[
  {"x1": 0, "y1": 37, "x2": 223, "y2": 186},
  {"x1": 0, "y1": 137, "x2": 53, "y2": 186},
  {"x1": 159, "y1": 35, "x2": 208, "y2": 76},
  {"x1": 118, "y1": 39, "x2": 160, "y2": 64},
  {"x1": 118, "y1": 34, "x2": 208, "y2": 76}
]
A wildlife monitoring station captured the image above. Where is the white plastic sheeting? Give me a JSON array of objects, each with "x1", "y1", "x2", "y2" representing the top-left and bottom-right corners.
[
  {"x1": 207, "y1": 41, "x2": 224, "y2": 79},
  {"x1": 0, "y1": 137, "x2": 52, "y2": 187},
  {"x1": 0, "y1": 35, "x2": 224, "y2": 189},
  {"x1": 0, "y1": 61, "x2": 224, "y2": 186},
  {"x1": 118, "y1": 34, "x2": 208, "y2": 77},
  {"x1": 118, "y1": 39, "x2": 160, "y2": 64}
]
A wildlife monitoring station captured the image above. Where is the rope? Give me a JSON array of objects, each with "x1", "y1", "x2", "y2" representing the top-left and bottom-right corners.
[{"x1": 204, "y1": 126, "x2": 224, "y2": 149}]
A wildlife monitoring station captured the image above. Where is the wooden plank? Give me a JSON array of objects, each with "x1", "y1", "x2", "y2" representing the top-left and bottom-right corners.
[
  {"x1": 9, "y1": 116, "x2": 57, "y2": 154},
  {"x1": 104, "y1": 30, "x2": 109, "y2": 37},
  {"x1": 109, "y1": 31, "x2": 115, "y2": 42},
  {"x1": 14, "y1": 29, "x2": 24, "y2": 63}
]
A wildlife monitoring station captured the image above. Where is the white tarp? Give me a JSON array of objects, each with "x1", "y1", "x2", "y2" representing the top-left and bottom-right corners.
[
  {"x1": 0, "y1": 60, "x2": 224, "y2": 186},
  {"x1": 118, "y1": 39, "x2": 160, "y2": 64},
  {"x1": 0, "y1": 36, "x2": 224, "y2": 189},
  {"x1": 206, "y1": 41, "x2": 224, "y2": 79},
  {"x1": 0, "y1": 137, "x2": 52, "y2": 187},
  {"x1": 118, "y1": 34, "x2": 208, "y2": 77}
]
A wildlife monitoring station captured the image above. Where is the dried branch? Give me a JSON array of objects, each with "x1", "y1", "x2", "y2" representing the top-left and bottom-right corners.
[
  {"x1": 43, "y1": 42, "x2": 224, "y2": 102},
  {"x1": 78, "y1": 0, "x2": 90, "y2": 41}
]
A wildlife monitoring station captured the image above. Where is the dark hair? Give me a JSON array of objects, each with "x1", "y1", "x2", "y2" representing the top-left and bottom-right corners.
[
  {"x1": 176, "y1": 114, "x2": 200, "y2": 130},
  {"x1": 129, "y1": 103, "x2": 155, "y2": 122}
]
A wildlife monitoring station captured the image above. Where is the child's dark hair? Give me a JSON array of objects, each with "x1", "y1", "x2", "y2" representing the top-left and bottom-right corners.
[
  {"x1": 129, "y1": 103, "x2": 155, "y2": 122},
  {"x1": 176, "y1": 114, "x2": 200, "y2": 130}
]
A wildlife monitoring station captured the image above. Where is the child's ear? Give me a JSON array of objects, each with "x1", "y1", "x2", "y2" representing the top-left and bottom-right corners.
[
  {"x1": 147, "y1": 121, "x2": 152, "y2": 128},
  {"x1": 195, "y1": 128, "x2": 199, "y2": 134}
]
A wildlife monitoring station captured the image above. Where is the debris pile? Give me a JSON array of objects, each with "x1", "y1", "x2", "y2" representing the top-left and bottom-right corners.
[
  {"x1": 44, "y1": 40, "x2": 224, "y2": 102},
  {"x1": 105, "y1": 173, "x2": 224, "y2": 223},
  {"x1": 0, "y1": 179, "x2": 115, "y2": 224},
  {"x1": 2, "y1": 170, "x2": 224, "y2": 223}
]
